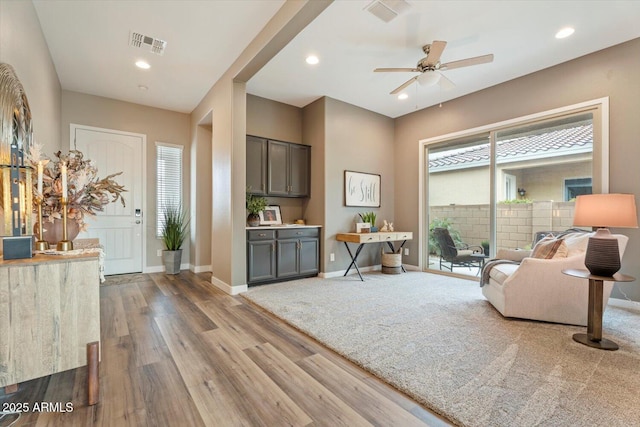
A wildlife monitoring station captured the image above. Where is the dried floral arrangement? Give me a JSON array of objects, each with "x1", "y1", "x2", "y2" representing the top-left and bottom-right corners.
[{"x1": 28, "y1": 146, "x2": 126, "y2": 231}]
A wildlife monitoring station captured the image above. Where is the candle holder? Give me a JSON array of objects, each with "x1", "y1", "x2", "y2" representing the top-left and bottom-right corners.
[
  {"x1": 56, "y1": 198, "x2": 73, "y2": 251},
  {"x1": 35, "y1": 196, "x2": 49, "y2": 251}
]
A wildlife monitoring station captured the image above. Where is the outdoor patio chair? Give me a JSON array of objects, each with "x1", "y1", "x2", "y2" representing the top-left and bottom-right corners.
[{"x1": 432, "y1": 227, "x2": 485, "y2": 274}]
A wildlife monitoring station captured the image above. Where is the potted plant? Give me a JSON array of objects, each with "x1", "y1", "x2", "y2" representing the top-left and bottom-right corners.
[
  {"x1": 359, "y1": 212, "x2": 378, "y2": 232},
  {"x1": 481, "y1": 240, "x2": 490, "y2": 256},
  {"x1": 246, "y1": 192, "x2": 267, "y2": 227},
  {"x1": 160, "y1": 202, "x2": 189, "y2": 274}
]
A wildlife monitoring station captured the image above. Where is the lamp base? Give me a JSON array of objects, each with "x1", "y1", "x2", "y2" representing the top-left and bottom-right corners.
[
  {"x1": 584, "y1": 229, "x2": 620, "y2": 277},
  {"x1": 57, "y1": 240, "x2": 73, "y2": 252}
]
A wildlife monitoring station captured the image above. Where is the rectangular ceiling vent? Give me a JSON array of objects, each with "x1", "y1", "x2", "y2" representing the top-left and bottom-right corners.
[
  {"x1": 129, "y1": 31, "x2": 167, "y2": 56},
  {"x1": 364, "y1": 0, "x2": 411, "y2": 23}
]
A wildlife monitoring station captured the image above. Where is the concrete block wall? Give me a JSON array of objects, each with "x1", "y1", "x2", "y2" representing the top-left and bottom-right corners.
[{"x1": 431, "y1": 201, "x2": 576, "y2": 251}]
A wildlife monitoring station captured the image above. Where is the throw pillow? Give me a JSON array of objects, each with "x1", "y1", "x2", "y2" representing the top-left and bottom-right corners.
[{"x1": 531, "y1": 235, "x2": 568, "y2": 259}]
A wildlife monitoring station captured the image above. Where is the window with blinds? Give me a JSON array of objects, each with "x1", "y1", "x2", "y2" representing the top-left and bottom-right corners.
[{"x1": 156, "y1": 142, "x2": 183, "y2": 237}]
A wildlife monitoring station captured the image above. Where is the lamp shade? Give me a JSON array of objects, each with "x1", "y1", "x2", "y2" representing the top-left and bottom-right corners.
[{"x1": 572, "y1": 194, "x2": 638, "y2": 228}]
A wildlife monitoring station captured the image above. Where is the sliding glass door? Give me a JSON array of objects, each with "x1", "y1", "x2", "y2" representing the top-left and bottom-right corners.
[
  {"x1": 423, "y1": 102, "x2": 602, "y2": 278},
  {"x1": 427, "y1": 133, "x2": 491, "y2": 277}
]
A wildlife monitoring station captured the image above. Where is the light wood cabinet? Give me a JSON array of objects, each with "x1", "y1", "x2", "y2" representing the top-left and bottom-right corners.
[{"x1": 0, "y1": 254, "x2": 100, "y2": 388}]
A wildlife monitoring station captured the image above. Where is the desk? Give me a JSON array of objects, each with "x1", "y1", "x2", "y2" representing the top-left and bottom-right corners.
[
  {"x1": 336, "y1": 232, "x2": 413, "y2": 281},
  {"x1": 562, "y1": 269, "x2": 635, "y2": 351}
]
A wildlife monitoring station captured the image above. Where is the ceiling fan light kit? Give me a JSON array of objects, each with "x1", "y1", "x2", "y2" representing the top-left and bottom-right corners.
[{"x1": 374, "y1": 40, "x2": 494, "y2": 94}]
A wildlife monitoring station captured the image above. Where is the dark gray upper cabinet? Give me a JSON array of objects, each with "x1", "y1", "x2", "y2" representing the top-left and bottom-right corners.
[
  {"x1": 267, "y1": 140, "x2": 290, "y2": 196},
  {"x1": 247, "y1": 135, "x2": 310, "y2": 198},
  {"x1": 246, "y1": 136, "x2": 268, "y2": 195}
]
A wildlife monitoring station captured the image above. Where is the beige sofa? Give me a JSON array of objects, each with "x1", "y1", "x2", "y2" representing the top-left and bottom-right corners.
[{"x1": 482, "y1": 232, "x2": 628, "y2": 326}]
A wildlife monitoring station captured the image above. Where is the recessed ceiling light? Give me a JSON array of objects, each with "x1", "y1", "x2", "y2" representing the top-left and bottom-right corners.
[
  {"x1": 397, "y1": 93, "x2": 408, "y2": 100},
  {"x1": 138, "y1": 85, "x2": 148, "y2": 91},
  {"x1": 135, "y1": 60, "x2": 150, "y2": 69},
  {"x1": 305, "y1": 55, "x2": 319, "y2": 65},
  {"x1": 555, "y1": 27, "x2": 575, "y2": 39}
]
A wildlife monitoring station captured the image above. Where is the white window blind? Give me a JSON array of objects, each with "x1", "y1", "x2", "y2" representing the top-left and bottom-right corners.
[{"x1": 156, "y1": 142, "x2": 183, "y2": 237}]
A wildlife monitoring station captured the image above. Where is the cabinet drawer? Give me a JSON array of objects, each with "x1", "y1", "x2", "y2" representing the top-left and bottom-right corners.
[
  {"x1": 396, "y1": 232, "x2": 413, "y2": 240},
  {"x1": 277, "y1": 228, "x2": 319, "y2": 239},
  {"x1": 378, "y1": 232, "x2": 397, "y2": 242},
  {"x1": 248, "y1": 230, "x2": 276, "y2": 241},
  {"x1": 358, "y1": 233, "x2": 380, "y2": 243}
]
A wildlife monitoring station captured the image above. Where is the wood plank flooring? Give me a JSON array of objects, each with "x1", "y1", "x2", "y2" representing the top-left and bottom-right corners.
[{"x1": 0, "y1": 271, "x2": 452, "y2": 427}]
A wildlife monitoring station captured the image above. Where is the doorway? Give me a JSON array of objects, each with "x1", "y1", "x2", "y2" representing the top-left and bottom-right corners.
[{"x1": 72, "y1": 124, "x2": 145, "y2": 275}]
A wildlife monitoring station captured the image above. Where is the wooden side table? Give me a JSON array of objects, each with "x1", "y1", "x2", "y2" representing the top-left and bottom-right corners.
[{"x1": 562, "y1": 268, "x2": 635, "y2": 351}]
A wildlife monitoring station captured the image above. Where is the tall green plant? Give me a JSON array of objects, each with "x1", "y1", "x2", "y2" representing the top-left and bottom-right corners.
[
  {"x1": 359, "y1": 212, "x2": 377, "y2": 227},
  {"x1": 161, "y1": 203, "x2": 190, "y2": 251},
  {"x1": 429, "y1": 217, "x2": 462, "y2": 255}
]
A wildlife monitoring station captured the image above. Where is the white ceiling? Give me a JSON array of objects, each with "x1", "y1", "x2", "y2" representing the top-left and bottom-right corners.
[
  {"x1": 32, "y1": 0, "x2": 285, "y2": 113},
  {"x1": 34, "y1": 1, "x2": 640, "y2": 118}
]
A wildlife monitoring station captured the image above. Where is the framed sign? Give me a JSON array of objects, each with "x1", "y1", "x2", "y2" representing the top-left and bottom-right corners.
[
  {"x1": 259, "y1": 205, "x2": 282, "y2": 225},
  {"x1": 345, "y1": 170, "x2": 381, "y2": 207}
]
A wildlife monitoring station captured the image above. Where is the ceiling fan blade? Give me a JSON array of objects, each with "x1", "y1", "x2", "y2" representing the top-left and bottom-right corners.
[
  {"x1": 440, "y1": 54, "x2": 494, "y2": 71},
  {"x1": 425, "y1": 40, "x2": 447, "y2": 65},
  {"x1": 374, "y1": 67, "x2": 419, "y2": 72},
  {"x1": 390, "y1": 76, "x2": 419, "y2": 95},
  {"x1": 438, "y1": 72, "x2": 456, "y2": 90}
]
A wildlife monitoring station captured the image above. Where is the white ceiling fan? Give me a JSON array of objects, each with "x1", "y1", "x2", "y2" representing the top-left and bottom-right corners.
[{"x1": 374, "y1": 40, "x2": 494, "y2": 95}]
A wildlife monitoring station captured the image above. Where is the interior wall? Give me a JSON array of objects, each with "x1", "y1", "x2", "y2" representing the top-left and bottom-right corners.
[
  {"x1": 191, "y1": 122, "x2": 212, "y2": 272},
  {"x1": 61, "y1": 90, "x2": 191, "y2": 271},
  {"x1": 0, "y1": 0, "x2": 61, "y2": 155},
  {"x1": 246, "y1": 94, "x2": 306, "y2": 223},
  {"x1": 324, "y1": 97, "x2": 395, "y2": 273},
  {"x1": 191, "y1": 0, "x2": 330, "y2": 294},
  {"x1": 395, "y1": 38, "x2": 640, "y2": 301},
  {"x1": 302, "y1": 98, "x2": 326, "y2": 269}
]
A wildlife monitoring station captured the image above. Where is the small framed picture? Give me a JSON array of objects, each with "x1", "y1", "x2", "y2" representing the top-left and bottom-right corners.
[
  {"x1": 356, "y1": 222, "x2": 371, "y2": 233},
  {"x1": 259, "y1": 205, "x2": 282, "y2": 225}
]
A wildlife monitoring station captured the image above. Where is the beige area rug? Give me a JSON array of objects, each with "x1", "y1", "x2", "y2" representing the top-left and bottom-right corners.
[{"x1": 243, "y1": 272, "x2": 640, "y2": 427}]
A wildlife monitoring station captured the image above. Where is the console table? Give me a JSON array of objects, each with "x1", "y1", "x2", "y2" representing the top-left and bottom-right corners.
[
  {"x1": 336, "y1": 232, "x2": 412, "y2": 281},
  {"x1": 0, "y1": 253, "x2": 101, "y2": 399},
  {"x1": 562, "y1": 268, "x2": 635, "y2": 351}
]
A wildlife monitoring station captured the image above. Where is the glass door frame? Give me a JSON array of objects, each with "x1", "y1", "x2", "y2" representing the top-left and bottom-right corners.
[{"x1": 417, "y1": 97, "x2": 609, "y2": 272}]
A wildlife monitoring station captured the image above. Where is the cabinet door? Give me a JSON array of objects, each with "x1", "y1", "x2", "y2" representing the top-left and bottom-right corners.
[
  {"x1": 247, "y1": 240, "x2": 276, "y2": 283},
  {"x1": 277, "y1": 239, "x2": 299, "y2": 278},
  {"x1": 267, "y1": 141, "x2": 289, "y2": 196},
  {"x1": 246, "y1": 136, "x2": 267, "y2": 195},
  {"x1": 289, "y1": 144, "x2": 310, "y2": 197},
  {"x1": 299, "y1": 237, "x2": 319, "y2": 275}
]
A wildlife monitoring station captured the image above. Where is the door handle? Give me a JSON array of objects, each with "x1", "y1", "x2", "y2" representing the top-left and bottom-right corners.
[{"x1": 135, "y1": 220, "x2": 141, "y2": 224}]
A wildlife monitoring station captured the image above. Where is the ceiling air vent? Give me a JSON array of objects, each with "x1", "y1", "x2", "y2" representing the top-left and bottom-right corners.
[
  {"x1": 129, "y1": 31, "x2": 167, "y2": 56},
  {"x1": 364, "y1": 0, "x2": 411, "y2": 23}
]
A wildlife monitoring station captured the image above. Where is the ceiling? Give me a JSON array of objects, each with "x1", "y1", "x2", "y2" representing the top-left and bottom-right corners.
[{"x1": 34, "y1": 1, "x2": 640, "y2": 118}]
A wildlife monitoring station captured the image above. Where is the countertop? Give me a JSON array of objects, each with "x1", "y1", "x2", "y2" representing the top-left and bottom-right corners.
[{"x1": 246, "y1": 224, "x2": 322, "y2": 230}]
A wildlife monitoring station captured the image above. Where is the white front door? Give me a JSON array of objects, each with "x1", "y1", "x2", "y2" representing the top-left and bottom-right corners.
[{"x1": 72, "y1": 125, "x2": 145, "y2": 275}]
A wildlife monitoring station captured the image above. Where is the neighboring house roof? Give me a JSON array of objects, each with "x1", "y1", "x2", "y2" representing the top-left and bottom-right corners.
[{"x1": 429, "y1": 123, "x2": 593, "y2": 171}]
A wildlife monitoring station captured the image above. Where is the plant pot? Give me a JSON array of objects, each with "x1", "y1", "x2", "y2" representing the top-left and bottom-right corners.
[
  {"x1": 247, "y1": 213, "x2": 260, "y2": 227},
  {"x1": 162, "y1": 249, "x2": 182, "y2": 274},
  {"x1": 35, "y1": 217, "x2": 80, "y2": 245},
  {"x1": 371, "y1": 226, "x2": 379, "y2": 232}
]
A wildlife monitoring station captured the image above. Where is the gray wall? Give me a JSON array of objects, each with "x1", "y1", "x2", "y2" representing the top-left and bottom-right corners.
[
  {"x1": 246, "y1": 94, "x2": 306, "y2": 224},
  {"x1": 323, "y1": 97, "x2": 395, "y2": 272},
  {"x1": 395, "y1": 38, "x2": 640, "y2": 300},
  {"x1": 61, "y1": 90, "x2": 191, "y2": 270}
]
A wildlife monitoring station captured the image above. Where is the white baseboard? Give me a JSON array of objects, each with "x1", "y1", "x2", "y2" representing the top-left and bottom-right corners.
[
  {"x1": 144, "y1": 263, "x2": 191, "y2": 274},
  {"x1": 608, "y1": 297, "x2": 640, "y2": 312},
  {"x1": 211, "y1": 275, "x2": 247, "y2": 295},
  {"x1": 190, "y1": 264, "x2": 212, "y2": 273}
]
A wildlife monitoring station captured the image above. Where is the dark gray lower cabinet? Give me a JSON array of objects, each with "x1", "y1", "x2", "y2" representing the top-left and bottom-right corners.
[{"x1": 247, "y1": 227, "x2": 320, "y2": 285}]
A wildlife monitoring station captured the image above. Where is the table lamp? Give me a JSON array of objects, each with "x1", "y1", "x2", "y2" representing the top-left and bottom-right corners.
[{"x1": 572, "y1": 193, "x2": 638, "y2": 276}]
